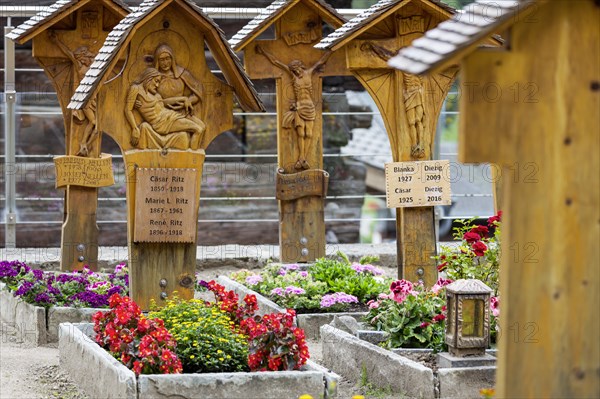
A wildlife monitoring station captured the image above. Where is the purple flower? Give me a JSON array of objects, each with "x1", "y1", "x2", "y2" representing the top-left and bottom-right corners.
[
  {"x1": 197, "y1": 280, "x2": 210, "y2": 289},
  {"x1": 15, "y1": 281, "x2": 34, "y2": 297},
  {"x1": 270, "y1": 287, "x2": 284, "y2": 296},
  {"x1": 34, "y1": 293, "x2": 55, "y2": 305},
  {"x1": 278, "y1": 268, "x2": 287, "y2": 276},
  {"x1": 320, "y1": 292, "x2": 359, "y2": 308},
  {"x1": 0, "y1": 261, "x2": 30, "y2": 279},
  {"x1": 114, "y1": 263, "x2": 127, "y2": 274},
  {"x1": 284, "y1": 286, "x2": 305, "y2": 295},
  {"x1": 72, "y1": 291, "x2": 109, "y2": 308},
  {"x1": 351, "y1": 263, "x2": 384, "y2": 276},
  {"x1": 299, "y1": 271, "x2": 308, "y2": 278},
  {"x1": 285, "y1": 264, "x2": 299, "y2": 271},
  {"x1": 32, "y1": 269, "x2": 45, "y2": 280},
  {"x1": 245, "y1": 275, "x2": 263, "y2": 286}
]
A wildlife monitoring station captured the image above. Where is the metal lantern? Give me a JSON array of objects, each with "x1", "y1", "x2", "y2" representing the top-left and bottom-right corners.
[{"x1": 445, "y1": 279, "x2": 493, "y2": 357}]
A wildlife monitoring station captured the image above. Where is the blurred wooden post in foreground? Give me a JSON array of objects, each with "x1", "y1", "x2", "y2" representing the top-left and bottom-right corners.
[{"x1": 389, "y1": 0, "x2": 600, "y2": 397}]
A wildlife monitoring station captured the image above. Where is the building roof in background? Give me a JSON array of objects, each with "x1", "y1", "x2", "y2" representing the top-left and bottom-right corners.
[
  {"x1": 68, "y1": 0, "x2": 264, "y2": 112},
  {"x1": 6, "y1": 0, "x2": 130, "y2": 44},
  {"x1": 388, "y1": 0, "x2": 540, "y2": 74},
  {"x1": 229, "y1": 0, "x2": 346, "y2": 51},
  {"x1": 316, "y1": 0, "x2": 455, "y2": 51}
]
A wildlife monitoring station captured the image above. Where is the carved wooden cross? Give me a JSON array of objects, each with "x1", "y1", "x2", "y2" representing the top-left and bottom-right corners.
[
  {"x1": 241, "y1": 2, "x2": 349, "y2": 262},
  {"x1": 318, "y1": 1, "x2": 457, "y2": 285},
  {"x1": 11, "y1": 0, "x2": 128, "y2": 271}
]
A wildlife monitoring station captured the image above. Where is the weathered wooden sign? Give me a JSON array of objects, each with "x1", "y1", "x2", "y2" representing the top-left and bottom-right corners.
[
  {"x1": 276, "y1": 168, "x2": 329, "y2": 200},
  {"x1": 54, "y1": 154, "x2": 115, "y2": 188},
  {"x1": 133, "y1": 168, "x2": 197, "y2": 243},
  {"x1": 230, "y1": 0, "x2": 349, "y2": 263},
  {"x1": 385, "y1": 160, "x2": 451, "y2": 208}
]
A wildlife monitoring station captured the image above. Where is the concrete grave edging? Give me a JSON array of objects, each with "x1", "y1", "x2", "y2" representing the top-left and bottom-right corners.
[
  {"x1": 321, "y1": 324, "x2": 496, "y2": 399},
  {"x1": 60, "y1": 322, "x2": 340, "y2": 399}
]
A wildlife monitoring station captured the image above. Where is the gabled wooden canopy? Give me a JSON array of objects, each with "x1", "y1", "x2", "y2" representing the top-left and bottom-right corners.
[
  {"x1": 229, "y1": 0, "x2": 346, "y2": 52},
  {"x1": 388, "y1": 0, "x2": 541, "y2": 74},
  {"x1": 6, "y1": 0, "x2": 130, "y2": 44},
  {"x1": 315, "y1": 0, "x2": 455, "y2": 51},
  {"x1": 68, "y1": 0, "x2": 265, "y2": 112}
]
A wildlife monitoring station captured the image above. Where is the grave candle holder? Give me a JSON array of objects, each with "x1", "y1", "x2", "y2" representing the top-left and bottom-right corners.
[{"x1": 445, "y1": 279, "x2": 493, "y2": 357}]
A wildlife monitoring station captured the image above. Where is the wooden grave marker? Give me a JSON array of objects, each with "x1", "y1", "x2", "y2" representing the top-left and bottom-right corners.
[
  {"x1": 316, "y1": 0, "x2": 462, "y2": 286},
  {"x1": 68, "y1": 0, "x2": 264, "y2": 309},
  {"x1": 230, "y1": 0, "x2": 350, "y2": 263},
  {"x1": 7, "y1": 0, "x2": 130, "y2": 271}
]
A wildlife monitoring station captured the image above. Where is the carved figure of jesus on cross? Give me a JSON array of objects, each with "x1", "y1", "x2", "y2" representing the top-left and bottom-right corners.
[{"x1": 239, "y1": 2, "x2": 350, "y2": 262}]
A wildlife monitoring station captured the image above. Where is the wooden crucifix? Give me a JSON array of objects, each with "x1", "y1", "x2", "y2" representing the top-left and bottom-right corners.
[
  {"x1": 233, "y1": 0, "x2": 349, "y2": 263},
  {"x1": 316, "y1": 1, "x2": 458, "y2": 286},
  {"x1": 8, "y1": 0, "x2": 129, "y2": 271}
]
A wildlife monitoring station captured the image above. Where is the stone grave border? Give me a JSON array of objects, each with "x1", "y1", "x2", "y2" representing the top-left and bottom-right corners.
[
  {"x1": 320, "y1": 324, "x2": 496, "y2": 399},
  {"x1": 59, "y1": 323, "x2": 339, "y2": 399},
  {"x1": 0, "y1": 282, "x2": 106, "y2": 346}
]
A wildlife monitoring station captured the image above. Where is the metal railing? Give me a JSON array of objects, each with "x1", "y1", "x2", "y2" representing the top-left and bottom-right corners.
[{"x1": 1, "y1": 6, "x2": 494, "y2": 248}]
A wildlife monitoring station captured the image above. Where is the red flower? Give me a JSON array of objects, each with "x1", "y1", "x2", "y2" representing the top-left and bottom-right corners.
[
  {"x1": 471, "y1": 225, "x2": 489, "y2": 237},
  {"x1": 432, "y1": 314, "x2": 446, "y2": 323},
  {"x1": 488, "y1": 211, "x2": 502, "y2": 226},
  {"x1": 472, "y1": 241, "x2": 488, "y2": 256},
  {"x1": 463, "y1": 231, "x2": 481, "y2": 243},
  {"x1": 437, "y1": 262, "x2": 447, "y2": 272}
]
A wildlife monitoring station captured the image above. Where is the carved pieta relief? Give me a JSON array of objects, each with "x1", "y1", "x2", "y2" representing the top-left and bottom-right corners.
[
  {"x1": 255, "y1": 45, "x2": 332, "y2": 170},
  {"x1": 126, "y1": 44, "x2": 206, "y2": 151},
  {"x1": 361, "y1": 40, "x2": 428, "y2": 159},
  {"x1": 48, "y1": 30, "x2": 98, "y2": 157}
]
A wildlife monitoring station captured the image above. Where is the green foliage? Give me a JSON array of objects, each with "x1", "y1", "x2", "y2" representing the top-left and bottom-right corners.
[
  {"x1": 365, "y1": 282, "x2": 447, "y2": 353},
  {"x1": 231, "y1": 252, "x2": 391, "y2": 313},
  {"x1": 436, "y1": 215, "x2": 501, "y2": 295},
  {"x1": 149, "y1": 297, "x2": 249, "y2": 373}
]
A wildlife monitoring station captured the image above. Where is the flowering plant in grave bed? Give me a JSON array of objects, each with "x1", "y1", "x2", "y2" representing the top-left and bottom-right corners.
[
  {"x1": 0, "y1": 261, "x2": 128, "y2": 308},
  {"x1": 93, "y1": 281, "x2": 310, "y2": 376},
  {"x1": 229, "y1": 252, "x2": 392, "y2": 313},
  {"x1": 435, "y1": 212, "x2": 502, "y2": 342}
]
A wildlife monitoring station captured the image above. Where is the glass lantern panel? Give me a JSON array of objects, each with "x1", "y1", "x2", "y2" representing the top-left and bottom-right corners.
[{"x1": 462, "y1": 298, "x2": 484, "y2": 337}]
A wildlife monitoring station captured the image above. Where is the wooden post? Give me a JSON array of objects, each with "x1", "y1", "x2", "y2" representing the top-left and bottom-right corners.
[
  {"x1": 318, "y1": 2, "x2": 457, "y2": 285},
  {"x1": 239, "y1": 2, "x2": 349, "y2": 263},
  {"x1": 9, "y1": 0, "x2": 129, "y2": 271}
]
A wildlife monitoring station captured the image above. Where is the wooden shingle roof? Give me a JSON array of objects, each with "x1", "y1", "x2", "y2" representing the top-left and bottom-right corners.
[
  {"x1": 229, "y1": 0, "x2": 346, "y2": 52},
  {"x1": 6, "y1": 0, "x2": 131, "y2": 44},
  {"x1": 315, "y1": 0, "x2": 455, "y2": 51},
  {"x1": 68, "y1": 0, "x2": 265, "y2": 112},
  {"x1": 388, "y1": 0, "x2": 541, "y2": 74}
]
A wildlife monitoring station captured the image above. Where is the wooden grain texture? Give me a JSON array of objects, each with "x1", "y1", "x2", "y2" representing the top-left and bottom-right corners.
[
  {"x1": 342, "y1": 2, "x2": 456, "y2": 285},
  {"x1": 458, "y1": 2, "x2": 599, "y2": 397},
  {"x1": 60, "y1": 187, "x2": 99, "y2": 271},
  {"x1": 124, "y1": 151, "x2": 205, "y2": 310},
  {"x1": 242, "y1": 1, "x2": 349, "y2": 262}
]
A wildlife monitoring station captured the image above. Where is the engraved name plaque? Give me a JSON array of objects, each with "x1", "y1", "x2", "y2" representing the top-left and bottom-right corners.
[{"x1": 134, "y1": 168, "x2": 198, "y2": 243}]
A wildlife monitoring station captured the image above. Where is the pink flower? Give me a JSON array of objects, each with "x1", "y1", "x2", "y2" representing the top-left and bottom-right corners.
[
  {"x1": 390, "y1": 280, "x2": 415, "y2": 304},
  {"x1": 367, "y1": 300, "x2": 379, "y2": 309},
  {"x1": 431, "y1": 278, "x2": 453, "y2": 294},
  {"x1": 490, "y1": 296, "x2": 500, "y2": 317}
]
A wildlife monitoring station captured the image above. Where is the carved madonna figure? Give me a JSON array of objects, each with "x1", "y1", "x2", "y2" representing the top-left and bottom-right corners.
[
  {"x1": 125, "y1": 67, "x2": 206, "y2": 150},
  {"x1": 153, "y1": 43, "x2": 204, "y2": 118}
]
